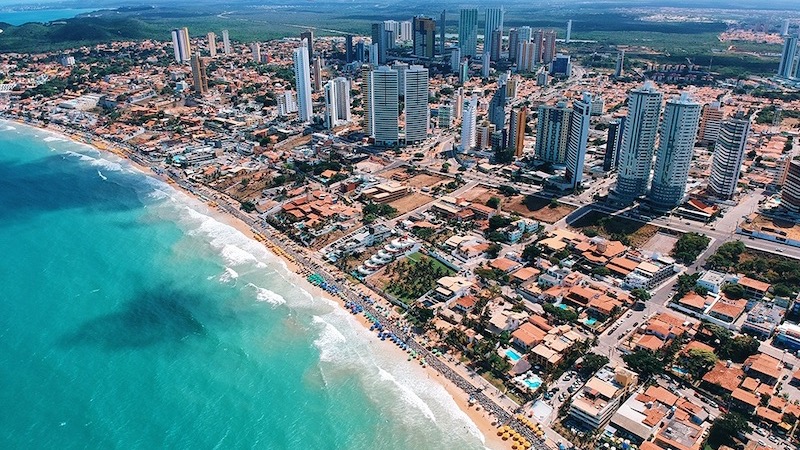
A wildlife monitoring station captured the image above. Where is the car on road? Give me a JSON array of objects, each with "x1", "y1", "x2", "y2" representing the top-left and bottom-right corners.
[{"x1": 756, "y1": 427, "x2": 768, "y2": 436}]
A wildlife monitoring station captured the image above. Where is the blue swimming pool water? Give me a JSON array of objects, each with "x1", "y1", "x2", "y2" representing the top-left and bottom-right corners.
[
  {"x1": 523, "y1": 375, "x2": 543, "y2": 390},
  {"x1": 505, "y1": 348, "x2": 522, "y2": 362}
]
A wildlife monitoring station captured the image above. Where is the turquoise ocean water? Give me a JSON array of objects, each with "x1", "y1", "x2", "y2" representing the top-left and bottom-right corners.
[
  {"x1": 0, "y1": 9, "x2": 96, "y2": 26},
  {"x1": 0, "y1": 122, "x2": 487, "y2": 449}
]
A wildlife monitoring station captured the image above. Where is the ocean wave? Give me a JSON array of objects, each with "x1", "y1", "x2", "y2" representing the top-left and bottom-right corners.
[
  {"x1": 247, "y1": 283, "x2": 287, "y2": 306},
  {"x1": 218, "y1": 267, "x2": 239, "y2": 283},
  {"x1": 87, "y1": 157, "x2": 124, "y2": 172},
  {"x1": 3, "y1": 125, "x2": 16, "y2": 131},
  {"x1": 42, "y1": 136, "x2": 65, "y2": 142},
  {"x1": 377, "y1": 367, "x2": 437, "y2": 423},
  {"x1": 312, "y1": 315, "x2": 349, "y2": 363},
  {"x1": 97, "y1": 170, "x2": 108, "y2": 181},
  {"x1": 63, "y1": 150, "x2": 94, "y2": 161}
]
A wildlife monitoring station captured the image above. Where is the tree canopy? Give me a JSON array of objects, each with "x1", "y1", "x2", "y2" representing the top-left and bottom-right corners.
[
  {"x1": 622, "y1": 350, "x2": 663, "y2": 379},
  {"x1": 671, "y1": 232, "x2": 711, "y2": 264},
  {"x1": 707, "y1": 412, "x2": 751, "y2": 448}
]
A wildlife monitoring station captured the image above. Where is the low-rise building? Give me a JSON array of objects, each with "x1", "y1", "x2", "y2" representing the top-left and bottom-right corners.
[
  {"x1": 568, "y1": 364, "x2": 639, "y2": 430},
  {"x1": 741, "y1": 302, "x2": 785, "y2": 338}
]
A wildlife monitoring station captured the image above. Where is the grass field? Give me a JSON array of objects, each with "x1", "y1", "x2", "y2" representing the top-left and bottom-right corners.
[{"x1": 570, "y1": 210, "x2": 659, "y2": 247}]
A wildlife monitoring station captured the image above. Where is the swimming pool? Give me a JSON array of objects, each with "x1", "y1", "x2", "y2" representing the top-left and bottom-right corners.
[
  {"x1": 671, "y1": 365, "x2": 689, "y2": 376},
  {"x1": 584, "y1": 317, "x2": 598, "y2": 326},
  {"x1": 505, "y1": 348, "x2": 523, "y2": 362},
  {"x1": 523, "y1": 375, "x2": 543, "y2": 390}
]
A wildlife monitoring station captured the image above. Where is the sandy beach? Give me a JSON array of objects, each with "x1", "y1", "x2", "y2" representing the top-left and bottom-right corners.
[{"x1": 11, "y1": 118, "x2": 511, "y2": 450}]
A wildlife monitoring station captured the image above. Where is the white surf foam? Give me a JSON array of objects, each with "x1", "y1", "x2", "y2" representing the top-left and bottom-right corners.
[
  {"x1": 97, "y1": 170, "x2": 107, "y2": 181},
  {"x1": 312, "y1": 315, "x2": 349, "y2": 363},
  {"x1": 218, "y1": 266, "x2": 239, "y2": 283},
  {"x1": 248, "y1": 283, "x2": 287, "y2": 306},
  {"x1": 43, "y1": 136, "x2": 65, "y2": 142},
  {"x1": 3, "y1": 125, "x2": 16, "y2": 131},
  {"x1": 377, "y1": 367, "x2": 437, "y2": 422},
  {"x1": 87, "y1": 157, "x2": 124, "y2": 172}
]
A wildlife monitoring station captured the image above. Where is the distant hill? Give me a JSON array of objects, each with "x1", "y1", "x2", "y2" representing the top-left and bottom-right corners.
[{"x1": 0, "y1": 17, "x2": 153, "y2": 53}]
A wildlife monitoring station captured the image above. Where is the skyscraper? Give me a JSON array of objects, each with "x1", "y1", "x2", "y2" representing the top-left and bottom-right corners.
[
  {"x1": 508, "y1": 28, "x2": 520, "y2": 61},
  {"x1": 782, "y1": 19, "x2": 791, "y2": 36},
  {"x1": 517, "y1": 41, "x2": 537, "y2": 73},
  {"x1": 369, "y1": 66, "x2": 399, "y2": 146},
  {"x1": 371, "y1": 23, "x2": 388, "y2": 64},
  {"x1": 459, "y1": 60, "x2": 470, "y2": 83},
  {"x1": 460, "y1": 95, "x2": 478, "y2": 151},
  {"x1": 207, "y1": 32, "x2": 217, "y2": 58},
  {"x1": 345, "y1": 35, "x2": 354, "y2": 63},
  {"x1": 698, "y1": 102, "x2": 724, "y2": 144},
  {"x1": 602, "y1": 117, "x2": 626, "y2": 172},
  {"x1": 399, "y1": 21, "x2": 413, "y2": 41},
  {"x1": 484, "y1": 7, "x2": 504, "y2": 60},
  {"x1": 532, "y1": 30, "x2": 544, "y2": 64},
  {"x1": 361, "y1": 64, "x2": 373, "y2": 135},
  {"x1": 293, "y1": 40, "x2": 313, "y2": 122},
  {"x1": 648, "y1": 93, "x2": 701, "y2": 209},
  {"x1": 781, "y1": 159, "x2": 800, "y2": 212},
  {"x1": 709, "y1": 113, "x2": 751, "y2": 199},
  {"x1": 542, "y1": 30, "x2": 557, "y2": 64},
  {"x1": 190, "y1": 54, "x2": 208, "y2": 95},
  {"x1": 324, "y1": 77, "x2": 351, "y2": 129},
  {"x1": 313, "y1": 56, "x2": 323, "y2": 91},
  {"x1": 778, "y1": 35, "x2": 798, "y2": 79},
  {"x1": 413, "y1": 16, "x2": 436, "y2": 59},
  {"x1": 171, "y1": 27, "x2": 191, "y2": 63},
  {"x1": 614, "y1": 82, "x2": 663, "y2": 202},
  {"x1": 356, "y1": 40, "x2": 366, "y2": 62},
  {"x1": 439, "y1": 10, "x2": 446, "y2": 55},
  {"x1": 450, "y1": 48, "x2": 462, "y2": 72},
  {"x1": 391, "y1": 61, "x2": 408, "y2": 97},
  {"x1": 251, "y1": 43, "x2": 261, "y2": 63},
  {"x1": 368, "y1": 43, "x2": 379, "y2": 65},
  {"x1": 614, "y1": 50, "x2": 625, "y2": 78},
  {"x1": 535, "y1": 102, "x2": 572, "y2": 164},
  {"x1": 404, "y1": 65, "x2": 429, "y2": 144},
  {"x1": 482, "y1": 50, "x2": 491, "y2": 78},
  {"x1": 508, "y1": 106, "x2": 527, "y2": 157},
  {"x1": 564, "y1": 93, "x2": 592, "y2": 188},
  {"x1": 222, "y1": 30, "x2": 231, "y2": 55},
  {"x1": 488, "y1": 81, "x2": 507, "y2": 131},
  {"x1": 454, "y1": 87, "x2": 464, "y2": 119},
  {"x1": 458, "y1": 9, "x2": 478, "y2": 58},
  {"x1": 566, "y1": 20, "x2": 572, "y2": 43},
  {"x1": 490, "y1": 29, "x2": 503, "y2": 62},
  {"x1": 300, "y1": 31, "x2": 314, "y2": 58},
  {"x1": 518, "y1": 26, "x2": 532, "y2": 44}
]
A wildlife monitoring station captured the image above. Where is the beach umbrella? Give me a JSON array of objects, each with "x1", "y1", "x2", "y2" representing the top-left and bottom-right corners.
[{"x1": 502, "y1": 433, "x2": 510, "y2": 441}]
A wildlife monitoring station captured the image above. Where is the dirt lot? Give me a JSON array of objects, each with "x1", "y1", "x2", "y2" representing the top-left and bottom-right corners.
[
  {"x1": 503, "y1": 195, "x2": 577, "y2": 224},
  {"x1": 641, "y1": 231, "x2": 680, "y2": 255},
  {"x1": 389, "y1": 193, "x2": 435, "y2": 215},
  {"x1": 382, "y1": 168, "x2": 448, "y2": 189},
  {"x1": 462, "y1": 185, "x2": 496, "y2": 204}
]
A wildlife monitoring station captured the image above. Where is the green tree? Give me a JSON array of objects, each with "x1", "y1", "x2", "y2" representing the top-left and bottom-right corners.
[
  {"x1": 522, "y1": 243, "x2": 542, "y2": 262},
  {"x1": 578, "y1": 353, "x2": 609, "y2": 377},
  {"x1": 543, "y1": 303, "x2": 578, "y2": 324},
  {"x1": 622, "y1": 350, "x2": 663, "y2": 379},
  {"x1": 683, "y1": 348, "x2": 718, "y2": 379},
  {"x1": 722, "y1": 283, "x2": 746, "y2": 299},
  {"x1": 486, "y1": 243, "x2": 502, "y2": 259},
  {"x1": 707, "y1": 241, "x2": 746, "y2": 270},
  {"x1": 486, "y1": 196, "x2": 501, "y2": 209},
  {"x1": 488, "y1": 215, "x2": 513, "y2": 231},
  {"x1": 631, "y1": 288, "x2": 651, "y2": 302},
  {"x1": 707, "y1": 412, "x2": 752, "y2": 448},
  {"x1": 671, "y1": 232, "x2": 711, "y2": 264}
]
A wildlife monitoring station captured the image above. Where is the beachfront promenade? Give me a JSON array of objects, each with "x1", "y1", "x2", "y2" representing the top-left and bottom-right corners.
[{"x1": 10, "y1": 116, "x2": 554, "y2": 450}]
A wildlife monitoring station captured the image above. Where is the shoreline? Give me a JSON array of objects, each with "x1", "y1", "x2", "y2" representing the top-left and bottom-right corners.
[{"x1": 4, "y1": 118, "x2": 513, "y2": 450}]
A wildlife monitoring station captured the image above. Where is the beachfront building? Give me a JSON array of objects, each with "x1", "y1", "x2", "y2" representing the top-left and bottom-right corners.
[
  {"x1": 324, "y1": 77, "x2": 351, "y2": 129},
  {"x1": 484, "y1": 7, "x2": 504, "y2": 63},
  {"x1": 568, "y1": 365, "x2": 639, "y2": 430}
]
